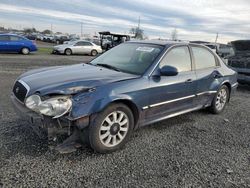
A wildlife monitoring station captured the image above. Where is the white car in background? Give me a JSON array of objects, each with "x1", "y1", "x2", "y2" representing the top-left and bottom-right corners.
[{"x1": 52, "y1": 40, "x2": 102, "y2": 56}]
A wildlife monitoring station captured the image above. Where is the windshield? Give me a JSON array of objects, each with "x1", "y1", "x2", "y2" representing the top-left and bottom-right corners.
[{"x1": 90, "y1": 43, "x2": 164, "y2": 75}]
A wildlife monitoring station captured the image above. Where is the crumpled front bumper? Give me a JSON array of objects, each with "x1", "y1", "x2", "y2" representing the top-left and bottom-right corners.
[
  {"x1": 11, "y1": 93, "x2": 91, "y2": 153},
  {"x1": 11, "y1": 93, "x2": 47, "y2": 138},
  {"x1": 11, "y1": 93, "x2": 90, "y2": 139}
]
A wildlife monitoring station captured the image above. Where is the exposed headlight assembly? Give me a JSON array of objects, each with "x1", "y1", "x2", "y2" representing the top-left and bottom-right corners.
[{"x1": 25, "y1": 95, "x2": 72, "y2": 119}]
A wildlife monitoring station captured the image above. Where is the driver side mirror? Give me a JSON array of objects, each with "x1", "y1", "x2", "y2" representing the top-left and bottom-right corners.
[{"x1": 160, "y1": 65, "x2": 178, "y2": 76}]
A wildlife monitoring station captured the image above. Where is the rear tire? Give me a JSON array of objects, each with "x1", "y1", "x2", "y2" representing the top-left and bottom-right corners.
[
  {"x1": 210, "y1": 85, "x2": 229, "y2": 114},
  {"x1": 91, "y1": 50, "x2": 98, "y2": 56},
  {"x1": 65, "y1": 48, "x2": 72, "y2": 55},
  {"x1": 21, "y1": 47, "x2": 30, "y2": 55},
  {"x1": 88, "y1": 103, "x2": 134, "y2": 153}
]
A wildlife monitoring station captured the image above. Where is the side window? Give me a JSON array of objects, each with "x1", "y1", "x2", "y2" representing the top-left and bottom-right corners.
[
  {"x1": 10, "y1": 36, "x2": 21, "y2": 41},
  {"x1": 0, "y1": 35, "x2": 10, "y2": 41},
  {"x1": 192, "y1": 46, "x2": 216, "y2": 69},
  {"x1": 75, "y1": 42, "x2": 85, "y2": 46},
  {"x1": 83, "y1": 42, "x2": 92, "y2": 46},
  {"x1": 160, "y1": 46, "x2": 192, "y2": 72},
  {"x1": 75, "y1": 41, "x2": 92, "y2": 46}
]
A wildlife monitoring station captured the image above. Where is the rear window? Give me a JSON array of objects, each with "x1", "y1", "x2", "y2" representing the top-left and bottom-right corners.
[{"x1": 10, "y1": 36, "x2": 22, "y2": 41}]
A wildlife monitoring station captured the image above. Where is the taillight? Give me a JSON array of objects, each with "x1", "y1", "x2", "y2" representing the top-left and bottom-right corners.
[{"x1": 32, "y1": 40, "x2": 37, "y2": 46}]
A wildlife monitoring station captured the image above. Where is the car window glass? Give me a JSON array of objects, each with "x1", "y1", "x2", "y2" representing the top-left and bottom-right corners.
[
  {"x1": 75, "y1": 41, "x2": 92, "y2": 46},
  {"x1": 192, "y1": 46, "x2": 216, "y2": 69},
  {"x1": 0, "y1": 35, "x2": 10, "y2": 41},
  {"x1": 10, "y1": 36, "x2": 22, "y2": 41},
  {"x1": 160, "y1": 46, "x2": 192, "y2": 72}
]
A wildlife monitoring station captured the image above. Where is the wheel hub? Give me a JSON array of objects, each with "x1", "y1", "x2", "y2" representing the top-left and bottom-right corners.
[{"x1": 110, "y1": 123, "x2": 120, "y2": 135}]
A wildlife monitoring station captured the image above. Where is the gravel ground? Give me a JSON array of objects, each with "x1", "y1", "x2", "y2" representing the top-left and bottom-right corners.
[{"x1": 0, "y1": 54, "x2": 250, "y2": 188}]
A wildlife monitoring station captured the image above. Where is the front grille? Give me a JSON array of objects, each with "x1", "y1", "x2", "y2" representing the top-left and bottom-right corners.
[{"x1": 13, "y1": 81, "x2": 28, "y2": 102}]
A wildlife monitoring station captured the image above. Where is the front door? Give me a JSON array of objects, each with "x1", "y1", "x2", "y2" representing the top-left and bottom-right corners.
[
  {"x1": 0, "y1": 35, "x2": 10, "y2": 52},
  {"x1": 144, "y1": 46, "x2": 197, "y2": 123}
]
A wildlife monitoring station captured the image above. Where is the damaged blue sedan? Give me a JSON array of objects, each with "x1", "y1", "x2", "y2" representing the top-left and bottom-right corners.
[{"x1": 11, "y1": 41, "x2": 238, "y2": 153}]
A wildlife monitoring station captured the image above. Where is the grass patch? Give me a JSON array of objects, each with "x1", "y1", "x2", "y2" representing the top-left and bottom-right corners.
[{"x1": 37, "y1": 47, "x2": 52, "y2": 54}]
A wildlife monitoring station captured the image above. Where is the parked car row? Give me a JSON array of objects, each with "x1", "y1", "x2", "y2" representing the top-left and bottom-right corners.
[{"x1": 0, "y1": 34, "x2": 103, "y2": 56}]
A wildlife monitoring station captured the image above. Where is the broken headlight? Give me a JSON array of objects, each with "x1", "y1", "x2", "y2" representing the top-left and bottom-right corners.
[{"x1": 25, "y1": 95, "x2": 72, "y2": 119}]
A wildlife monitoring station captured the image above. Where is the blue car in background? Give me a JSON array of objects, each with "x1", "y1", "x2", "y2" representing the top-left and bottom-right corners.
[{"x1": 0, "y1": 34, "x2": 37, "y2": 54}]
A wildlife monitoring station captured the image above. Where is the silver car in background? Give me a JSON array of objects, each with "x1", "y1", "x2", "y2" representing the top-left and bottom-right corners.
[{"x1": 52, "y1": 40, "x2": 102, "y2": 56}]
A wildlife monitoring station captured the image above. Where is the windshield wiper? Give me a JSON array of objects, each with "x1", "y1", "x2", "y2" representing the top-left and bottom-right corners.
[{"x1": 96, "y1": 63, "x2": 121, "y2": 72}]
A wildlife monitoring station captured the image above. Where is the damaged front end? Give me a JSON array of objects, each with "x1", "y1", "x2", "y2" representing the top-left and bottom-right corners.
[{"x1": 11, "y1": 81, "x2": 93, "y2": 154}]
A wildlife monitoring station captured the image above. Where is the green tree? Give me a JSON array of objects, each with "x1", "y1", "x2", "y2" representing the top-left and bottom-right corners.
[
  {"x1": 42, "y1": 29, "x2": 52, "y2": 34},
  {"x1": 24, "y1": 27, "x2": 36, "y2": 33}
]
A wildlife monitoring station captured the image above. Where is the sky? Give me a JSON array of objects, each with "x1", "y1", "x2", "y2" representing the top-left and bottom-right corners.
[{"x1": 0, "y1": 0, "x2": 250, "y2": 43}]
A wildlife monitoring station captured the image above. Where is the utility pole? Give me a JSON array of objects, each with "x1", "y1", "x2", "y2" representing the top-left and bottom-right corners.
[
  {"x1": 138, "y1": 16, "x2": 141, "y2": 29},
  {"x1": 215, "y1": 32, "x2": 219, "y2": 43},
  {"x1": 50, "y1": 23, "x2": 53, "y2": 34},
  {"x1": 81, "y1": 22, "x2": 83, "y2": 37}
]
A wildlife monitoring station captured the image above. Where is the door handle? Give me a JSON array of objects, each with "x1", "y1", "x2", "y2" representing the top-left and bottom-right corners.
[{"x1": 185, "y1": 79, "x2": 193, "y2": 83}]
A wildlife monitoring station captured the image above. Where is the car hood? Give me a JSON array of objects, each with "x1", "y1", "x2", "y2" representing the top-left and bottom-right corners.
[{"x1": 18, "y1": 64, "x2": 139, "y2": 96}]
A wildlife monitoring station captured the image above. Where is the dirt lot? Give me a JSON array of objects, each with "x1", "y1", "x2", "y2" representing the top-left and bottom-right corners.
[{"x1": 0, "y1": 53, "x2": 250, "y2": 188}]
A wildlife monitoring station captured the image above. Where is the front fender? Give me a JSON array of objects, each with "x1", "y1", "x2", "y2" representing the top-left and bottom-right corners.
[{"x1": 70, "y1": 94, "x2": 140, "y2": 120}]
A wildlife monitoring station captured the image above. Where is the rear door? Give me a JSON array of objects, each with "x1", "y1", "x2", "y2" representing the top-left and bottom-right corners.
[
  {"x1": 72, "y1": 41, "x2": 85, "y2": 54},
  {"x1": 190, "y1": 45, "x2": 222, "y2": 106},
  {"x1": 72, "y1": 41, "x2": 93, "y2": 54},
  {"x1": 145, "y1": 45, "x2": 197, "y2": 122},
  {"x1": 81, "y1": 41, "x2": 93, "y2": 54},
  {"x1": 9, "y1": 36, "x2": 24, "y2": 52},
  {"x1": 0, "y1": 35, "x2": 10, "y2": 52}
]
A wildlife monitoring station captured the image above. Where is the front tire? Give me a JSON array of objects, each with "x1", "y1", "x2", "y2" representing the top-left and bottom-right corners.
[
  {"x1": 65, "y1": 48, "x2": 72, "y2": 55},
  {"x1": 88, "y1": 103, "x2": 134, "y2": 153},
  {"x1": 210, "y1": 85, "x2": 229, "y2": 114},
  {"x1": 21, "y1": 47, "x2": 30, "y2": 55}
]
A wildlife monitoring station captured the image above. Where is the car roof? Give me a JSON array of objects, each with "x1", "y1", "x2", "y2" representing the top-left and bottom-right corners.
[
  {"x1": 127, "y1": 40, "x2": 214, "y2": 49},
  {"x1": 0, "y1": 33, "x2": 21, "y2": 36},
  {"x1": 72, "y1": 40, "x2": 95, "y2": 44},
  {"x1": 127, "y1": 40, "x2": 189, "y2": 47}
]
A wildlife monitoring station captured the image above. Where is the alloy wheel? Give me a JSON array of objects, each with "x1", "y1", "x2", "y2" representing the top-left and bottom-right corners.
[
  {"x1": 215, "y1": 88, "x2": 228, "y2": 111},
  {"x1": 22, "y1": 48, "x2": 29, "y2": 55},
  {"x1": 65, "y1": 49, "x2": 72, "y2": 55},
  {"x1": 99, "y1": 111, "x2": 129, "y2": 147}
]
